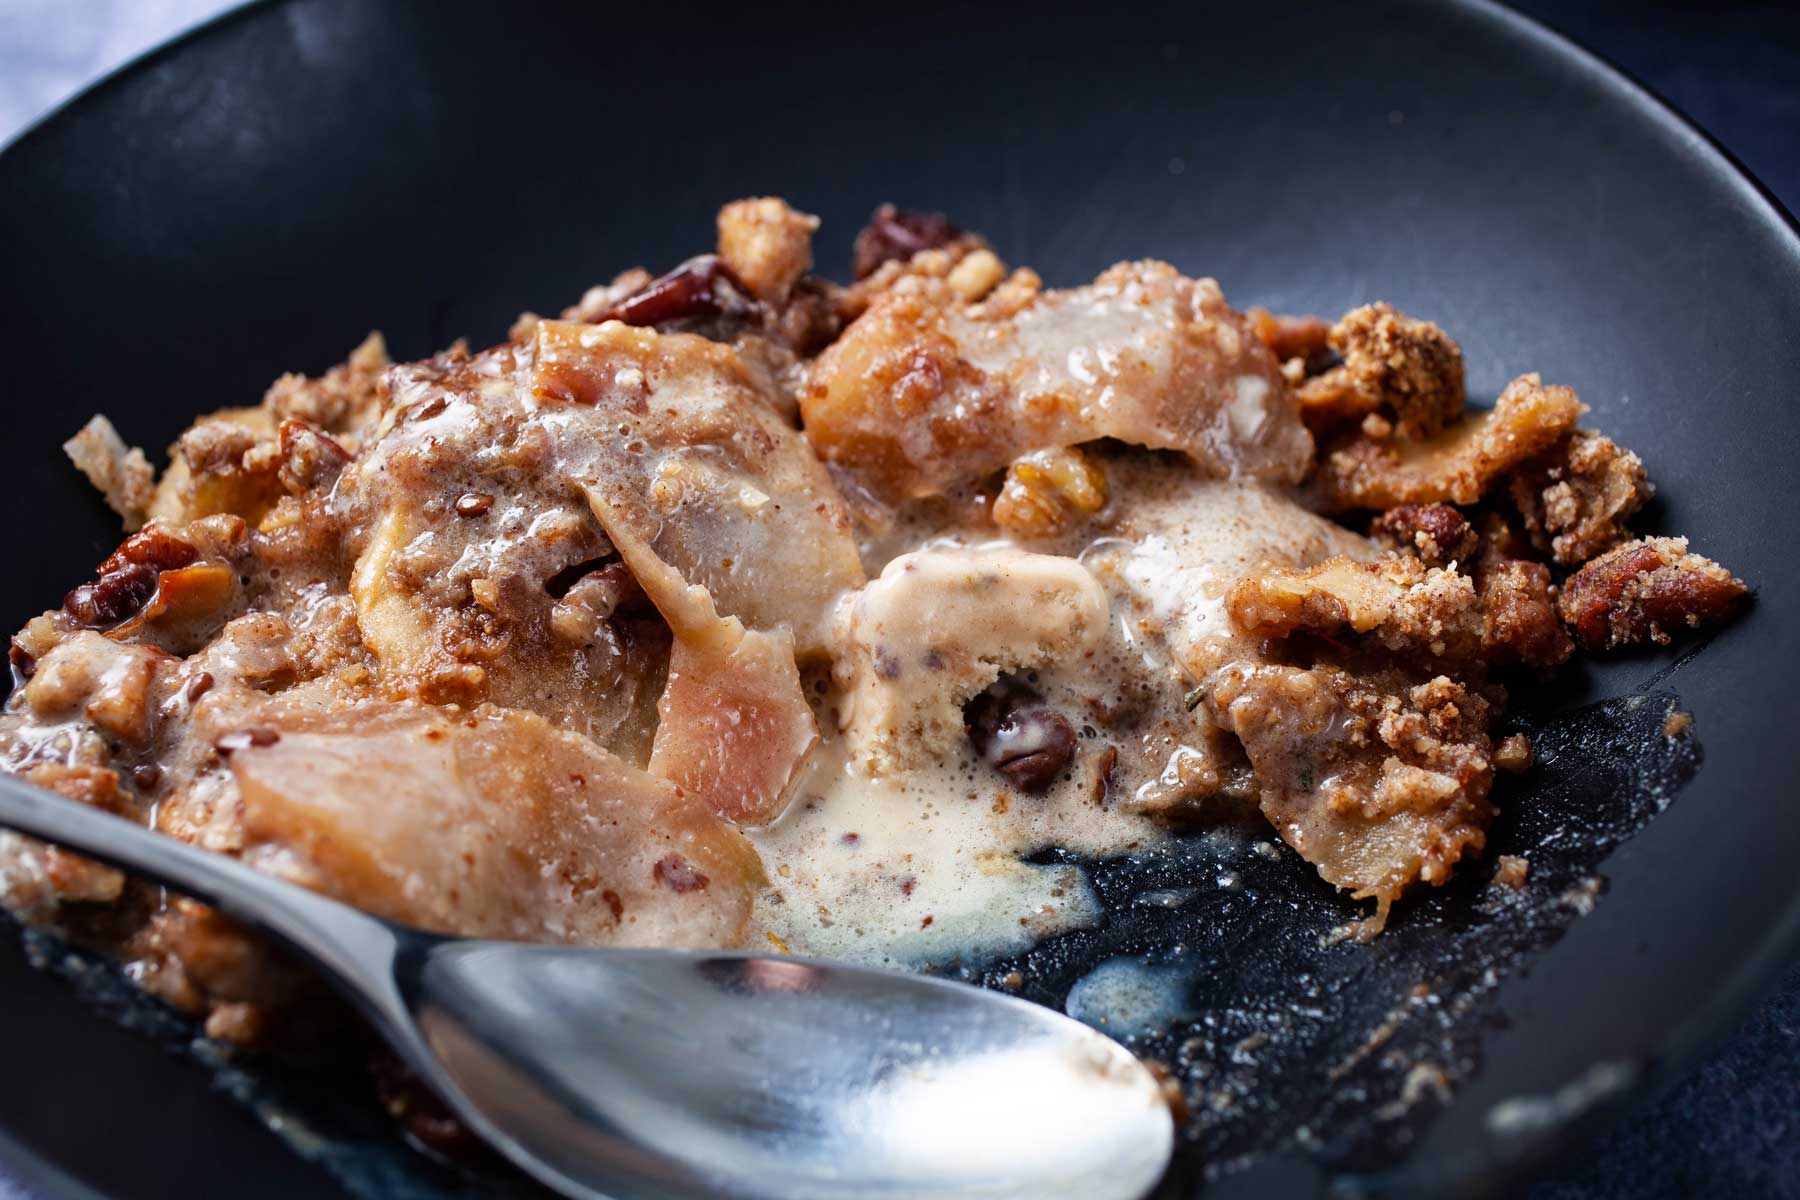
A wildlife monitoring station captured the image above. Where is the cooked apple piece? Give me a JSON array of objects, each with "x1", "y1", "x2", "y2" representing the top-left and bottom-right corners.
[
  {"x1": 585, "y1": 490, "x2": 817, "y2": 827},
  {"x1": 1315, "y1": 373, "x2": 1584, "y2": 511},
  {"x1": 224, "y1": 701, "x2": 764, "y2": 947},
  {"x1": 801, "y1": 260, "x2": 1313, "y2": 505},
  {"x1": 1207, "y1": 662, "x2": 1495, "y2": 936},
  {"x1": 534, "y1": 319, "x2": 864, "y2": 652}
]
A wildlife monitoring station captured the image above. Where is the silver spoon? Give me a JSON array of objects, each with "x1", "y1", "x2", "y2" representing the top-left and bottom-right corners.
[{"x1": 0, "y1": 772, "x2": 1175, "y2": 1199}]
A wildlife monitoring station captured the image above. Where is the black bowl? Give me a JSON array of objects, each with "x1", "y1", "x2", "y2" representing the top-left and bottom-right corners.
[{"x1": 1, "y1": 1, "x2": 1797, "y2": 1197}]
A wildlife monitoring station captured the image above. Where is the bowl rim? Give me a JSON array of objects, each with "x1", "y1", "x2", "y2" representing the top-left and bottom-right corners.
[{"x1": 1, "y1": 0, "x2": 1797, "y2": 1195}]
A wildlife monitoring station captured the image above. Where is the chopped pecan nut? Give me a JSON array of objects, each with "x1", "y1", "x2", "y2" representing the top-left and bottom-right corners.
[
  {"x1": 851, "y1": 205, "x2": 963, "y2": 280},
  {"x1": 1469, "y1": 514, "x2": 1574, "y2": 669},
  {"x1": 1558, "y1": 536, "x2": 1746, "y2": 650},
  {"x1": 1369, "y1": 503, "x2": 1477, "y2": 567},
  {"x1": 1478, "y1": 558, "x2": 1574, "y2": 668}
]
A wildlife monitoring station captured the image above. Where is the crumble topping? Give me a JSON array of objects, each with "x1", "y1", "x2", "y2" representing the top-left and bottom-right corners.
[{"x1": 4, "y1": 200, "x2": 1748, "y2": 1059}]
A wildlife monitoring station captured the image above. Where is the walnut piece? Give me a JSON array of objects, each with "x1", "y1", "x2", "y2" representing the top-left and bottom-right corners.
[
  {"x1": 1558, "y1": 536, "x2": 1746, "y2": 649},
  {"x1": 991, "y1": 446, "x2": 1108, "y2": 538}
]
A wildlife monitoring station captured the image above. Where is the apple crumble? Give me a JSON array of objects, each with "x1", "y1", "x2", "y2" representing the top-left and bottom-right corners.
[{"x1": 2, "y1": 199, "x2": 1747, "y2": 1053}]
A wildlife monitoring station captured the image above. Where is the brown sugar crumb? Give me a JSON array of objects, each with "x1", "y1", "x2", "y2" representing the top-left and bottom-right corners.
[
  {"x1": 1369, "y1": 503, "x2": 1477, "y2": 567},
  {"x1": 1293, "y1": 302, "x2": 1466, "y2": 438},
  {"x1": 264, "y1": 332, "x2": 389, "y2": 435},
  {"x1": 1316, "y1": 372, "x2": 1585, "y2": 512},
  {"x1": 1558, "y1": 536, "x2": 1747, "y2": 650},
  {"x1": 1492, "y1": 854, "x2": 1530, "y2": 889},
  {"x1": 1663, "y1": 709, "x2": 1694, "y2": 739},
  {"x1": 1509, "y1": 429, "x2": 1653, "y2": 565},
  {"x1": 1494, "y1": 734, "x2": 1533, "y2": 772}
]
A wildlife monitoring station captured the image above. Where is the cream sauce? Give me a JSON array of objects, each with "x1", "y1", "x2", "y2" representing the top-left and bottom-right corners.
[{"x1": 748, "y1": 465, "x2": 1371, "y2": 967}]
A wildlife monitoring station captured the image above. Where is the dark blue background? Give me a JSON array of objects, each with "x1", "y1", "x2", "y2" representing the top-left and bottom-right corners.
[{"x1": 1511, "y1": 3, "x2": 1799, "y2": 1196}]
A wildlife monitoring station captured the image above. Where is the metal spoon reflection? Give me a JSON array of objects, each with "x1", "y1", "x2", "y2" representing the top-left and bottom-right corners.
[{"x1": 0, "y1": 772, "x2": 1174, "y2": 1199}]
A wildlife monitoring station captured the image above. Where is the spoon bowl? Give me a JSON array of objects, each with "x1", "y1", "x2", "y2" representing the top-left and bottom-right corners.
[{"x1": 0, "y1": 772, "x2": 1174, "y2": 1199}]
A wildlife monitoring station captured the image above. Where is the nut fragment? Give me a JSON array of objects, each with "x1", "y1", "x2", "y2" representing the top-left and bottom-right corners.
[
  {"x1": 276, "y1": 419, "x2": 350, "y2": 494},
  {"x1": 991, "y1": 447, "x2": 1108, "y2": 538},
  {"x1": 851, "y1": 205, "x2": 963, "y2": 280},
  {"x1": 64, "y1": 527, "x2": 205, "y2": 629},
  {"x1": 716, "y1": 197, "x2": 819, "y2": 302},
  {"x1": 1369, "y1": 503, "x2": 1476, "y2": 567},
  {"x1": 1493, "y1": 734, "x2": 1533, "y2": 772},
  {"x1": 946, "y1": 249, "x2": 1007, "y2": 302},
  {"x1": 64, "y1": 564, "x2": 158, "y2": 629},
  {"x1": 592, "y1": 255, "x2": 761, "y2": 334},
  {"x1": 1558, "y1": 536, "x2": 1746, "y2": 650}
]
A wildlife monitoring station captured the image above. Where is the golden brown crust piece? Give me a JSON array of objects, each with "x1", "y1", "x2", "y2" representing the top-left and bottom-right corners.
[
  {"x1": 1316, "y1": 372, "x2": 1585, "y2": 512},
  {"x1": 1294, "y1": 303, "x2": 1465, "y2": 438},
  {"x1": 1477, "y1": 557, "x2": 1575, "y2": 669},
  {"x1": 1509, "y1": 429, "x2": 1653, "y2": 565},
  {"x1": 803, "y1": 261, "x2": 1312, "y2": 506},
  {"x1": 1558, "y1": 536, "x2": 1746, "y2": 650},
  {"x1": 1208, "y1": 661, "x2": 1495, "y2": 928},
  {"x1": 1227, "y1": 555, "x2": 1485, "y2": 662}
]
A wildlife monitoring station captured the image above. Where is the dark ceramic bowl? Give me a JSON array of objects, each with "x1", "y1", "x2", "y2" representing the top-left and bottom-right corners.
[{"x1": 1, "y1": 2, "x2": 1796, "y2": 1197}]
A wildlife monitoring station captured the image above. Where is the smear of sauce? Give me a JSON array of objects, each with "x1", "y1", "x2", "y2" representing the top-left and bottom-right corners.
[{"x1": 1065, "y1": 954, "x2": 1197, "y2": 1038}]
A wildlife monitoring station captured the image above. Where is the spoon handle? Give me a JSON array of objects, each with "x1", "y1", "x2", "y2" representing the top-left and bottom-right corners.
[{"x1": 0, "y1": 770, "x2": 416, "y2": 1031}]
